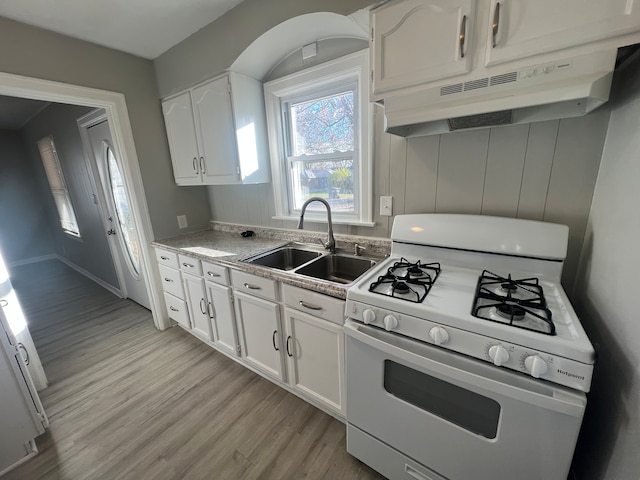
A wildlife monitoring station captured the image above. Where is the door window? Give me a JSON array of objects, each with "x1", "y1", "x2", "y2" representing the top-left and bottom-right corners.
[
  {"x1": 384, "y1": 360, "x2": 501, "y2": 438},
  {"x1": 106, "y1": 146, "x2": 140, "y2": 276}
]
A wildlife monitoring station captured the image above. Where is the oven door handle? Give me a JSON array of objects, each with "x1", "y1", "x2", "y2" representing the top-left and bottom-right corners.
[{"x1": 344, "y1": 320, "x2": 586, "y2": 417}]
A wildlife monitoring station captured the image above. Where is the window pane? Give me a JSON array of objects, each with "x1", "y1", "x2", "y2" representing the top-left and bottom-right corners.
[
  {"x1": 290, "y1": 158, "x2": 354, "y2": 214},
  {"x1": 290, "y1": 91, "x2": 354, "y2": 156}
]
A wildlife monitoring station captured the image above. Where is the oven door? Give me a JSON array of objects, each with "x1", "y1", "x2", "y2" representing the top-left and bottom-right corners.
[{"x1": 345, "y1": 320, "x2": 586, "y2": 480}]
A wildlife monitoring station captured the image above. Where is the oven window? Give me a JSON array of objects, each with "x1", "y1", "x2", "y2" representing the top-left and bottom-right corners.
[{"x1": 384, "y1": 360, "x2": 501, "y2": 438}]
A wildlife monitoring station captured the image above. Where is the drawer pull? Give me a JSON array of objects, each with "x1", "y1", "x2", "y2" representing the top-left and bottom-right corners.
[
  {"x1": 272, "y1": 330, "x2": 279, "y2": 351},
  {"x1": 207, "y1": 271, "x2": 221, "y2": 277},
  {"x1": 160, "y1": 256, "x2": 170, "y2": 260},
  {"x1": 164, "y1": 278, "x2": 174, "y2": 282},
  {"x1": 182, "y1": 262, "x2": 194, "y2": 268},
  {"x1": 244, "y1": 283, "x2": 261, "y2": 290},
  {"x1": 169, "y1": 306, "x2": 179, "y2": 312},
  {"x1": 299, "y1": 300, "x2": 322, "y2": 311}
]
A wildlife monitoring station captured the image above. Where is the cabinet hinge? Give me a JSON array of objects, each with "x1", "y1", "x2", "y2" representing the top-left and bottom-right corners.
[
  {"x1": 371, "y1": 27, "x2": 374, "y2": 42},
  {"x1": 229, "y1": 291, "x2": 234, "y2": 303},
  {"x1": 236, "y1": 344, "x2": 242, "y2": 355},
  {"x1": 370, "y1": 70, "x2": 374, "y2": 82},
  {"x1": 236, "y1": 166, "x2": 241, "y2": 176},
  {"x1": 227, "y1": 82, "x2": 231, "y2": 94}
]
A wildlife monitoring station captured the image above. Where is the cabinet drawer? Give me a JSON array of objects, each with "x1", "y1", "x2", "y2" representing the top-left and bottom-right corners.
[
  {"x1": 155, "y1": 248, "x2": 179, "y2": 269},
  {"x1": 178, "y1": 254, "x2": 202, "y2": 276},
  {"x1": 282, "y1": 284, "x2": 345, "y2": 325},
  {"x1": 231, "y1": 270, "x2": 278, "y2": 301},
  {"x1": 159, "y1": 264, "x2": 184, "y2": 299},
  {"x1": 163, "y1": 292, "x2": 190, "y2": 329},
  {"x1": 202, "y1": 261, "x2": 229, "y2": 286}
]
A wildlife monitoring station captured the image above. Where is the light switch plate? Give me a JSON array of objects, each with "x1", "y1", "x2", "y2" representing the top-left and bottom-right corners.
[
  {"x1": 177, "y1": 214, "x2": 188, "y2": 229},
  {"x1": 380, "y1": 196, "x2": 393, "y2": 216}
]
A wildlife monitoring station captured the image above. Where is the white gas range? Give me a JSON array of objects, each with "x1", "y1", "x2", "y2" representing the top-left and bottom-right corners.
[{"x1": 344, "y1": 214, "x2": 595, "y2": 480}]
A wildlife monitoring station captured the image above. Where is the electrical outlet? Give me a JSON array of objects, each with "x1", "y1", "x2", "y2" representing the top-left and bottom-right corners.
[
  {"x1": 177, "y1": 215, "x2": 188, "y2": 229},
  {"x1": 380, "y1": 196, "x2": 393, "y2": 216}
]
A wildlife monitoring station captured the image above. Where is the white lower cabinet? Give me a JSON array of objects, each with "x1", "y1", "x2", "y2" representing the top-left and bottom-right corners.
[
  {"x1": 284, "y1": 307, "x2": 345, "y2": 416},
  {"x1": 234, "y1": 290, "x2": 285, "y2": 381},
  {"x1": 205, "y1": 280, "x2": 238, "y2": 356},
  {"x1": 182, "y1": 272, "x2": 212, "y2": 341}
]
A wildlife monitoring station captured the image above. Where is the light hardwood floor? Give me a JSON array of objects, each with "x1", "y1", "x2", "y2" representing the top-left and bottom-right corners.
[{"x1": 4, "y1": 260, "x2": 383, "y2": 480}]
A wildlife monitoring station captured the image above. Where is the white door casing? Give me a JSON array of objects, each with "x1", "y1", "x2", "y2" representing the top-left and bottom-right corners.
[{"x1": 0, "y1": 72, "x2": 163, "y2": 328}]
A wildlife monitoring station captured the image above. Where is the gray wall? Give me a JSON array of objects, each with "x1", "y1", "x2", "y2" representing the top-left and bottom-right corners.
[
  {"x1": 154, "y1": 0, "x2": 373, "y2": 97},
  {"x1": 0, "y1": 130, "x2": 56, "y2": 264},
  {"x1": 0, "y1": 16, "x2": 211, "y2": 240},
  {"x1": 21, "y1": 103, "x2": 120, "y2": 288},
  {"x1": 209, "y1": 104, "x2": 610, "y2": 293},
  {"x1": 570, "y1": 54, "x2": 640, "y2": 480}
]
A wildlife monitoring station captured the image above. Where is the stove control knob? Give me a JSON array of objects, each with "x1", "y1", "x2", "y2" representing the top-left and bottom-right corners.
[
  {"x1": 488, "y1": 345, "x2": 509, "y2": 366},
  {"x1": 524, "y1": 355, "x2": 548, "y2": 378},
  {"x1": 383, "y1": 315, "x2": 398, "y2": 331},
  {"x1": 429, "y1": 326, "x2": 449, "y2": 345},
  {"x1": 362, "y1": 309, "x2": 376, "y2": 325}
]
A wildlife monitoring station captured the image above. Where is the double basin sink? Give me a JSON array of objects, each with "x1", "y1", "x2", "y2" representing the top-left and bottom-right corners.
[{"x1": 242, "y1": 243, "x2": 377, "y2": 285}]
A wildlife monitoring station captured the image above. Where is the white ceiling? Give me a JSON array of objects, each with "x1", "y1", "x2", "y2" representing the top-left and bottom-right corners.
[{"x1": 0, "y1": 0, "x2": 245, "y2": 59}]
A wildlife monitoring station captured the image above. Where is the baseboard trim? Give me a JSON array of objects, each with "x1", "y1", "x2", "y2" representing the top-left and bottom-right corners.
[
  {"x1": 7, "y1": 254, "x2": 57, "y2": 267},
  {"x1": 56, "y1": 256, "x2": 123, "y2": 298}
]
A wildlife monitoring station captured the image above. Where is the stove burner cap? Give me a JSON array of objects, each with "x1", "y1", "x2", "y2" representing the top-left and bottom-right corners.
[
  {"x1": 501, "y1": 282, "x2": 518, "y2": 293},
  {"x1": 496, "y1": 303, "x2": 526, "y2": 321},
  {"x1": 407, "y1": 265, "x2": 423, "y2": 276},
  {"x1": 393, "y1": 281, "x2": 410, "y2": 293}
]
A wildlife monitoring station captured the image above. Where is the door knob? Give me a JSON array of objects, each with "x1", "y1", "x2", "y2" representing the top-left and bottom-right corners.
[{"x1": 107, "y1": 229, "x2": 116, "y2": 235}]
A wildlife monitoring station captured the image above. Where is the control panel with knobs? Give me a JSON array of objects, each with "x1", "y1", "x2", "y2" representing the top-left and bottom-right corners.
[
  {"x1": 383, "y1": 315, "x2": 398, "y2": 331},
  {"x1": 362, "y1": 309, "x2": 376, "y2": 325},
  {"x1": 524, "y1": 354, "x2": 549, "y2": 378},
  {"x1": 488, "y1": 345, "x2": 510, "y2": 366},
  {"x1": 429, "y1": 326, "x2": 449, "y2": 345}
]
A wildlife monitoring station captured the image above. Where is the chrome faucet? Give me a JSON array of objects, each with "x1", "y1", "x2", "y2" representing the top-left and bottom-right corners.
[{"x1": 297, "y1": 197, "x2": 336, "y2": 253}]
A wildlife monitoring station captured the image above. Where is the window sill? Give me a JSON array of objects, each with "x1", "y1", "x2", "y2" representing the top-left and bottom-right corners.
[{"x1": 272, "y1": 216, "x2": 376, "y2": 228}]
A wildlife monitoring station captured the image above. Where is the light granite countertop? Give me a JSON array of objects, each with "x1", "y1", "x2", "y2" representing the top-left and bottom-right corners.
[{"x1": 151, "y1": 223, "x2": 391, "y2": 299}]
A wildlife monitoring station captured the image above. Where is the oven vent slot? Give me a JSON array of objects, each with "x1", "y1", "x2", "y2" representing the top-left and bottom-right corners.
[
  {"x1": 440, "y1": 83, "x2": 463, "y2": 96},
  {"x1": 464, "y1": 78, "x2": 489, "y2": 91},
  {"x1": 490, "y1": 71, "x2": 518, "y2": 86}
]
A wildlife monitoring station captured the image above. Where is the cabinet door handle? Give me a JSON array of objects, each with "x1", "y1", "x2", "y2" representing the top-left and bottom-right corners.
[
  {"x1": 182, "y1": 262, "x2": 194, "y2": 268},
  {"x1": 17, "y1": 343, "x2": 30, "y2": 365},
  {"x1": 207, "y1": 301, "x2": 214, "y2": 319},
  {"x1": 199, "y1": 298, "x2": 207, "y2": 315},
  {"x1": 244, "y1": 283, "x2": 260, "y2": 290},
  {"x1": 0, "y1": 299, "x2": 7, "y2": 307},
  {"x1": 165, "y1": 278, "x2": 174, "y2": 283},
  {"x1": 193, "y1": 157, "x2": 199, "y2": 173},
  {"x1": 492, "y1": 2, "x2": 501, "y2": 48},
  {"x1": 170, "y1": 306, "x2": 179, "y2": 312},
  {"x1": 299, "y1": 300, "x2": 322, "y2": 311},
  {"x1": 207, "y1": 271, "x2": 221, "y2": 277},
  {"x1": 459, "y1": 15, "x2": 466, "y2": 58},
  {"x1": 286, "y1": 335, "x2": 293, "y2": 358},
  {"x1": 160, "y1": 256, "x2": 170, "y2": 260},
  {"x1": 272, "y1": 330, "x2": 279, "y2": 351},
  {"x1": 200, "y1": 156, "x2": 205, "y2": 174}
]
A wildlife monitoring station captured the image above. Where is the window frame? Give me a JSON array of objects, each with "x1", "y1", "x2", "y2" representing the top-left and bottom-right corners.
[
  {"x1": 264, "y1": 49, "x2": 373, "y2": 226},
  {"x1": 36, "y1": 135, "x2": 81, "y2": 238}
]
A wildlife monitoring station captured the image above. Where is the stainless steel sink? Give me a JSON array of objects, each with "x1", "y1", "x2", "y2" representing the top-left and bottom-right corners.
[
  {"x1": 243, "y1": 245, "x2": 323, "y2": 270},
  {"x1": 295, "y1": 254, "x2": 376, "y2": 285}
]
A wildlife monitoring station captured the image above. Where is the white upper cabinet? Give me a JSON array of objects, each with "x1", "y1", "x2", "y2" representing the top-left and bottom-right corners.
[
  {"x1": 161, "y1": 92, "x2": 200, "y2": 184},
  {"x1": 162, "y1": 72, "x2": 270, "y2": 186},
  {"x1": 486, "y1": 0, "x2": 640, "y2": 66},
  {"x1": 371, "y1": 0, "x2": 475, "y2": 99},
  {"x1": 191, "y1": 77, "x2": 239, "y2": 184}
]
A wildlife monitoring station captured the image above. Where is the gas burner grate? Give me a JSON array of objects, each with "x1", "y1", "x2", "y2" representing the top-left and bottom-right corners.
[
  {"x1": 472, "y1": 270, "x2": 555, "y2": 335},
  {"x1": 369, "y1": 258, "x2": 441, "y2": 302}
]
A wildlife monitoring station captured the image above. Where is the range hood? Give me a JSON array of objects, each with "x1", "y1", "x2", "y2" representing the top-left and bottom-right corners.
[{"x1": 383, "y1": 50, "x2": 617, "y2": 137}]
